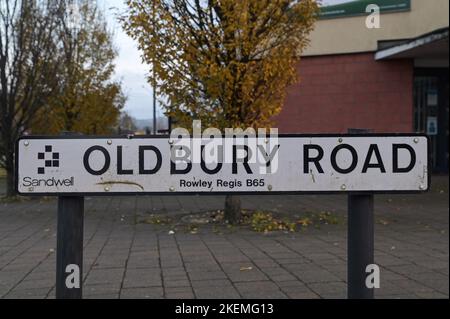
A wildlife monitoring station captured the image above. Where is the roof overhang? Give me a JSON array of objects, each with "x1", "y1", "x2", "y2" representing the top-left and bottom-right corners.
[{"x1": 375, "y1": 27, "x2": 449, "y2": 61}]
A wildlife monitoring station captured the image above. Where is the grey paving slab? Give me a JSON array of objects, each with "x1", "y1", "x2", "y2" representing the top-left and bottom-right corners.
[{"x1": 0, "y1": 176, "x2": 448, "y2": 299}]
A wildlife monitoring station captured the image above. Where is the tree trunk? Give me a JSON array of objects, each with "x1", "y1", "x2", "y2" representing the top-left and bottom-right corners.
[
  {"x1": 224, "y1": 195, "x2": 241, "y2": 224},
  {"x1": 5, "y1": 149, "x2": 15, "y2": 197}
]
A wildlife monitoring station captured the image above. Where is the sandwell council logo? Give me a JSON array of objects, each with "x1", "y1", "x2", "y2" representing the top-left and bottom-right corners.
[{"x1": 37, "y1": 145, "x2": 60, "y2": 174}]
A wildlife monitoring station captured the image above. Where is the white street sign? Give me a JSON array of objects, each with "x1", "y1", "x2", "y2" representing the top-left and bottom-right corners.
[{"x1": 16, "y1": 135, "x2": 429, "y2": 195}]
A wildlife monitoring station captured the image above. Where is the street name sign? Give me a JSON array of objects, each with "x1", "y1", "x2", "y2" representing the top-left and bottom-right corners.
[{"x1": 16, "y1": 134, "x2": 429, "y2": 195}]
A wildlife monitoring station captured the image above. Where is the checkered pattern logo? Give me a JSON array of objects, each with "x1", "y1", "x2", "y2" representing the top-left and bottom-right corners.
[{"x1": 37, "y1": 145, "x2": 59, "y2": 174}]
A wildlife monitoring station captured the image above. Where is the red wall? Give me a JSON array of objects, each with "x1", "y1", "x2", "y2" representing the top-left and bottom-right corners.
[{"x1": 275, "y1": 52, "x2": 414, "y2": 133}]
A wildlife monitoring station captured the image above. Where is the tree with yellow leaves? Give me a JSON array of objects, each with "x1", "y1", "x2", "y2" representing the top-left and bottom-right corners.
[
  {"x1": 32, "y1": 1, "x2": 125, "y2": 135},
  {"x1": 123, "y1": 0, "x2": 318, "y2": 222}
]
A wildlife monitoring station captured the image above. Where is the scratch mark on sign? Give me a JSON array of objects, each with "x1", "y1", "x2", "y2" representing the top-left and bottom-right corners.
[
  {"x1": 309, "y1": 169, "x2": 316, "y2": 183},
  {"x1": 418, "y1": 165, "x2": 427, "y2": 185},
  {"x1": 96, "y1": 181, "x2": 144, "y2": 191},
  {"x1": 422, "y1": 165, "x2": 427, "y2": 183}
]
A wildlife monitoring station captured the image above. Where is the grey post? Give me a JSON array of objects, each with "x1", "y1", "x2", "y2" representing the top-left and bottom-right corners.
[
  {"x1": 56, "y1": 132, "x2": 84, "y2": 299},
  {"x1": 347, "y1": 128, "x2": 374, "y2": 299}
]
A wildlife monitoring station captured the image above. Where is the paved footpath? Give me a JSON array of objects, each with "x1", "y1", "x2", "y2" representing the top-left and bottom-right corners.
[{"x1": 0, "y1": 177, "x2": 448, "y2": 299}]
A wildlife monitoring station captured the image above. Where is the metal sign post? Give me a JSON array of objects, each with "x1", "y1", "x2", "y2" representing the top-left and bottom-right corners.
[
  {"x1": 348, "y1": 193, "x2": 374, "y2": 298},
  {"x1": 347, "y1": 129, "x2": 374, "y2": 299},
  {"x1": 54, "y1": 132, "x2": 84, "y2": 299},
  {"x1": 56, "y1": 196, "x2": 84, "y2": 299}
]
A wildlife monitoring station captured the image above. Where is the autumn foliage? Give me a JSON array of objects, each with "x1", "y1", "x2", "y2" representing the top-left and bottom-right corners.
[
  {"x1": 0, "y1": 1, "x2": 124, "y2": 197},
  {"x1": 31, "y1": 2, "x2": 125, "y2": 135},
  {"x1": 123, "y1": 0, "x2": 318, "y2": 130},
  {"x1": 123, "y1": 0, "x2": 318, "y2": 223}
]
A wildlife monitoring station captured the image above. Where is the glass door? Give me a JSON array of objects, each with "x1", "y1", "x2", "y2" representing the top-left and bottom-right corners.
[{"x1": 414, "y1": 69, "x2": 449, "y2": 173}]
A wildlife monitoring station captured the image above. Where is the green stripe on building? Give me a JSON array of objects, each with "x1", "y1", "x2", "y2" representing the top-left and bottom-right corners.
[{"x1": 319, "y1": 0, "x2": 411, "y2": 19}]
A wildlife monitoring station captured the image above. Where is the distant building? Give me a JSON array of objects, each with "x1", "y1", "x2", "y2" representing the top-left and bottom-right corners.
[{"x1": 276, "y1": 0, "x2": 449, "y2": 173}]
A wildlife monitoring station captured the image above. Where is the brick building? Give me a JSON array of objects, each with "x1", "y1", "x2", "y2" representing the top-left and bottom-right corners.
[{"x1": 276, "y1": 0, "x2": 449, "y2": 172}]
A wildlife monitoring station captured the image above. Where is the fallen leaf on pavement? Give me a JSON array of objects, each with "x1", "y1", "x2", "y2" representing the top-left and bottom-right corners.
[{"x1": 239, "y1": 266, "x2": 253, "y2": 271}]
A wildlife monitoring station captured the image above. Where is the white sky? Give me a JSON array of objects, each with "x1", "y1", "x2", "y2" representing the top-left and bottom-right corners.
[
  {"x1": 102, "y1": 0, "x2": 350, "y2": 119},
  {"x1": 101, "y1": 0, "x2": 160, "y2": 120}
]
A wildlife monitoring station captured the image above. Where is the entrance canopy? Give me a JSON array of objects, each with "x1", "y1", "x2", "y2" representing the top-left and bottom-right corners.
[{"x1": 375, "y1": 27, "x2": 449, "y2": 63}]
